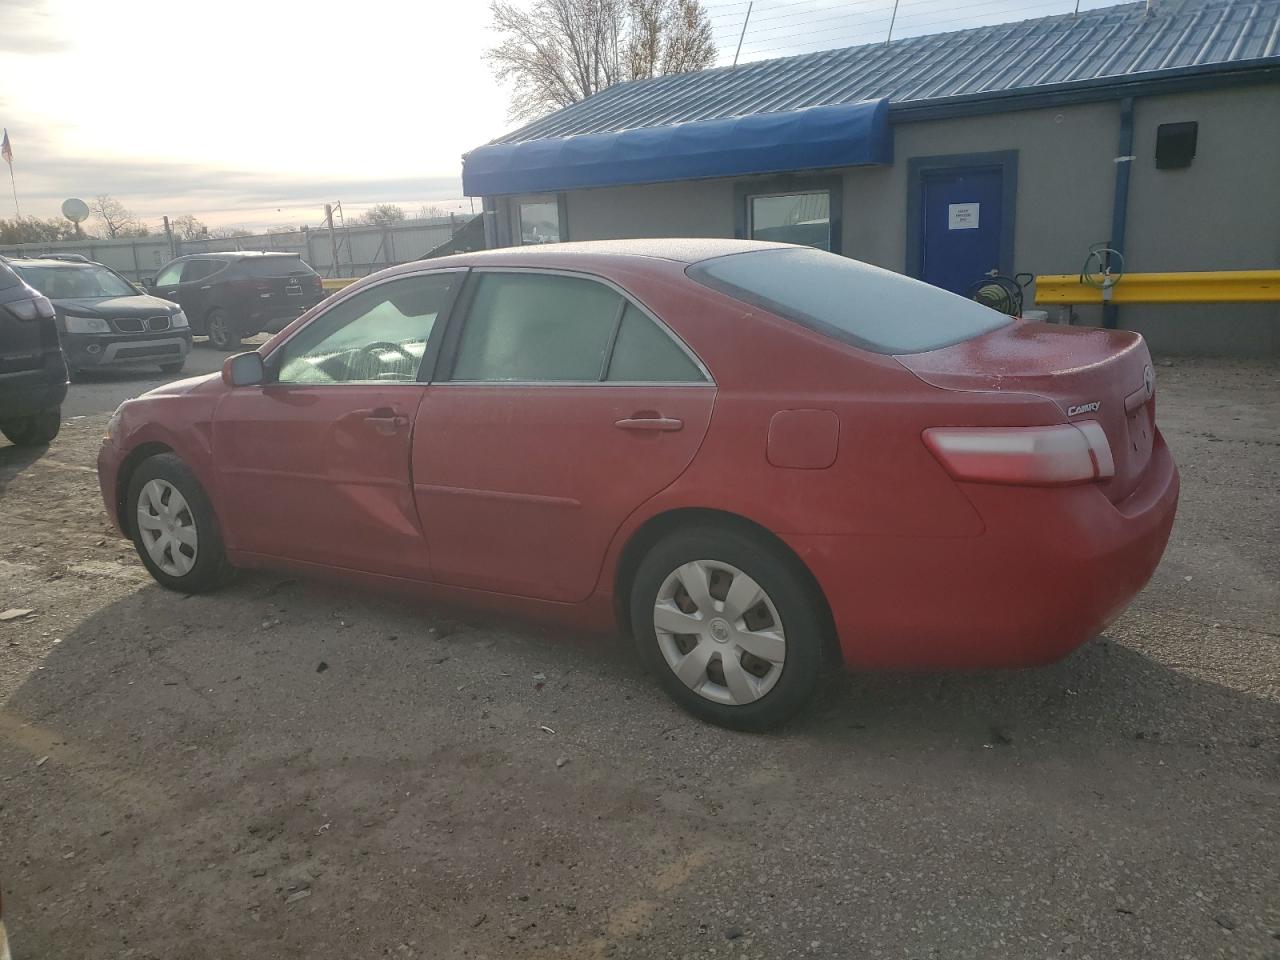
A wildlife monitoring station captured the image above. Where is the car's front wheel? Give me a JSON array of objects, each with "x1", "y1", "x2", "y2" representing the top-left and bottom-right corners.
[
  {"x1": 205, "y1": 308, "x2": 241, "y2": 351},
  {"x1": 0, "y1": 407, "x2": 61, "y2": 447},
  {"x1": 127, "y1": 453, "x2": 233, "y2": 592},
  {"x1": 631, "y1": 525, "x2": 827, "y2": 731}
]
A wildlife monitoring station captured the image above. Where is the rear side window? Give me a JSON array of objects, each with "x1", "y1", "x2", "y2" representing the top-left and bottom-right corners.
[
  {"x1": 689, "y1": 247, "x2": 1011, "y2": 354},
  {"x1": 606, "y1": 304, "x2": 703, "y2": 382},
  {"x1": 451, "y1": 273, "x2": 622, "y2": 382},
  {"x1": 242, "y1": 257, "x2": 316, "y2": 278}
]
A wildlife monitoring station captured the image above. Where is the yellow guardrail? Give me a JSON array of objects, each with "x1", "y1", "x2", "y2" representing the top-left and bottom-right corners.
[
  {"x1": 1035, "y1": 270, "x2": 1280, "y2": 305},
  {"x1": 321, "y1": 277, "x2": 360, "y2": 292}
]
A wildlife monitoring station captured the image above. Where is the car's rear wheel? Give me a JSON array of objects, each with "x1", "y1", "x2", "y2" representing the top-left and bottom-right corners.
[
  {"x1": 630, "y1": 525, "x2": 826, "y2": 731},
  {"x1": 206, "y1": 309, "x2": 240, "y2": 351},
  {"x1": 0, "y1": 407, "x2": 61, "y2": 447},
  {"x1": 127, "y1": 453, "x2": 233, "y2": 593}
]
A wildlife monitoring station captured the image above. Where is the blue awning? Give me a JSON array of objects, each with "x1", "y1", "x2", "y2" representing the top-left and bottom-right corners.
[{"x1": 462, "y1": 99, "x2": 892, "y2": 197}]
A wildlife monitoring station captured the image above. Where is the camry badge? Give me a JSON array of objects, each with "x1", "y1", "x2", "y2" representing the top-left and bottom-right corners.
[{"x1": 1067, "y1": 401, "x2": 1101, "y2": 416}]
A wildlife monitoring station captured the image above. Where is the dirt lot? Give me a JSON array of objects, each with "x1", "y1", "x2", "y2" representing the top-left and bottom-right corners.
[{"x1": 1, "y1": 357, "x2": 1277, "y2": 960}]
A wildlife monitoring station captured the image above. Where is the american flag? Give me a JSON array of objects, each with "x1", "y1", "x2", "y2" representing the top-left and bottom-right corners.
[{"x1": 0, "y1": 129, "x2": 11, "y2": 166}]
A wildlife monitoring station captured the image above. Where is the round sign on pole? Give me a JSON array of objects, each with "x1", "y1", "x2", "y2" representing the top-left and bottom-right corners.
[{"x1": 61, "y1": 197, "x2": 90, "y2": 223}]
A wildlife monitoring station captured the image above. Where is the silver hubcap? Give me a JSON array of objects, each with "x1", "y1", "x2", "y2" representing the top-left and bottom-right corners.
[
  {"x1": 654, "y1": 560, "x2": 786, "y2": 706},
  {"x1": 136, "y1": 479, "x2": 198, "y2": 577}
]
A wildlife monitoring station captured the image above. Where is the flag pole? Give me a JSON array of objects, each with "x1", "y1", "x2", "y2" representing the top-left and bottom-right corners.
[
  {"x1": 7, "y1": 164, "x2": 19, "y2": 220},
  {"x1": 2, "y1": 129, "x2": 18, "y2": 219}
]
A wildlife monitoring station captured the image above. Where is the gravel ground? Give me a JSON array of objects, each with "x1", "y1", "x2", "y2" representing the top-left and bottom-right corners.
[{"x1": 0, "y1": 356, "x2": 1277, "y2": 960}]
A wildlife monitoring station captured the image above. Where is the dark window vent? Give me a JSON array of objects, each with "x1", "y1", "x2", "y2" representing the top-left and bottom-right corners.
[{"x1": 1155, "y1": 121, "x2": 1198, "y2": 170}]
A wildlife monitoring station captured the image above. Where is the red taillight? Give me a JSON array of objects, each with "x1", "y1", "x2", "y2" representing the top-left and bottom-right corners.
[{"x1": 923, "y1": 421, "x2": 1115, "y2": 487}]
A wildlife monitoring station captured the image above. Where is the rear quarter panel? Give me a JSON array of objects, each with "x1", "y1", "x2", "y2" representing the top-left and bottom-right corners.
[{"x1": 583, "y1": 260, "x2": 1072, "y2": 601}]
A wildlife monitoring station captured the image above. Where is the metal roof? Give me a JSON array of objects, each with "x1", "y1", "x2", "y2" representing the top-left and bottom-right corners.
[{"x1": 491, "y1": 0, "x2": 1280, "y2": 145}]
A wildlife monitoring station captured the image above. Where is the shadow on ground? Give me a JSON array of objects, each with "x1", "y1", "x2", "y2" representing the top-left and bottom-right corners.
[{"x1": 4, "y1": 572, "x2": 1277, "y2": 959}]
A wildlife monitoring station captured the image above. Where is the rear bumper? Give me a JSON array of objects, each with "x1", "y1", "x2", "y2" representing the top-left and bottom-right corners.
[
  {"x1": 0, "y1": 359, "x2": 69, "y2": 420},
  {"x1": 248, "y1": 299, "x2": 324, "y2": 334},
  {"x1": 788, "y1": 432, "x2": 1179, "y2": 670},
  {"x1": 63, "y1": 331, "x2": 192, "y2": 369}
]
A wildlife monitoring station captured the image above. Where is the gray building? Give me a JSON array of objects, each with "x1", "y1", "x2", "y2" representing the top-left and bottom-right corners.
[{"x1": 463, "y1": 0, "x2": 1280, "y2": 355}]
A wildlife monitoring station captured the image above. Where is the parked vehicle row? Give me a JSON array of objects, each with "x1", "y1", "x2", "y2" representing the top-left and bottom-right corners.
[
  {"x1": 0, "y1": 250, "x2": 329, "y2": 446},
  {"x1": 97, "y1": 239, "x2": 1179, "y2": 729}
]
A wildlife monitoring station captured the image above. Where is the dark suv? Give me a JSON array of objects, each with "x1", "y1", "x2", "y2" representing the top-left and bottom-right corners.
[
  {"x1": 9, "y1": 256, "x2": 192, "y2": 379},
  {"x1": 0, "y1": 257, "x2": 67, "y2": 446},
  {"x1": 148, "y1": 252, "x2": 325, "y2": 350}
]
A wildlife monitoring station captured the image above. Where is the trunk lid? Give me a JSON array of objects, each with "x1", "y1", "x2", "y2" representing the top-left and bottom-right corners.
[
  {"x1": 897, "y1": 321, "x2": 1157, "y2": 503},
  {"x1": 238, "y1": 257, "x2": 323, "y2": 307}
]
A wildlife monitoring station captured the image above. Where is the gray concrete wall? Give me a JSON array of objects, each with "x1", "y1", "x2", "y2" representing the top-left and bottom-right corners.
[
  {"x1": 565, "y1": 180, "x2": 737, "y2": 240},
  {"x1": 1119, "y1": 85, "x2": 1280, "y2": 355},
  {"x1": 499, "y1": 83, "x2": 1279, "y2": 355}
]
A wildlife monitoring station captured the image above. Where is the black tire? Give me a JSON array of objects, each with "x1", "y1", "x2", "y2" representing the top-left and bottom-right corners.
[
  {"x1": 630, "y1": 524, "x2": 827, "y2": 731},
  {"x1": 0, "y1": 407, "x2": 61, "y2": 447},
  {"x1": 126, "y1": 453, "x2": 234, "y2": 593},
  {"x1": 206, "y1": 309, "x2": 240, "y2": 351},
  {"x1": 159, "y1": 360, "x2": 186, "y2": 375}
]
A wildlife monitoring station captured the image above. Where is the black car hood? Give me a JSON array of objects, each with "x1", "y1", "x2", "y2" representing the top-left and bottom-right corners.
[{"x1": 55, "y1": 294, "x2": 178, "y2": 317}]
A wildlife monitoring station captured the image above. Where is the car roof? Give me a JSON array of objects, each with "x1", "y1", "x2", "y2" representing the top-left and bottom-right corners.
[
  {"x1": 8, "y1": 257, "x2": 104, "y2": 269},
  {"x1": 179, "y1": 251, "x2": 300, "y2": 260},
  {"x1": 425, "y1": 238, "x2": 791, "y2": 270}
]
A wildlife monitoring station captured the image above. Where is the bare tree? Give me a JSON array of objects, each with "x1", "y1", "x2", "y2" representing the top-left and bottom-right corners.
[
  {"x1": 418, "y1": 204, "x2": 449, "y2": 220},
  {"x1": 660, "y1": 0, "x2": 715, "y2": 75},
  {"x1": 487, "y1": 0, "x2": 715, "y2": 121},
  {"x1": 172, "y1": 214, "x2": 208, "y2": 241},
  {"x1": 359, "y1": 203, "x2": 407, "y2": 224},
  {"x1": 207, "y1": 225, "x2": 249, "y2": 240},
  {"x1": 0, "y1": 217, "x2": 80, "y2": 244},
  {"x1": 90, "y1": 194, "x2": 144, "y2": 239}
]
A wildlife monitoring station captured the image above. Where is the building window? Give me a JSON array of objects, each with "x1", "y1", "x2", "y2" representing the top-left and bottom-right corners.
[
  {"x1": 747, "y1": 191, "x2": 832, "y2": 250},
  {"x1": 1155, "y1": 122, "x2": 1198, "y2": 170},
  {"x1": 516, "y1": 198, "x2": 564, "y2": 245}
]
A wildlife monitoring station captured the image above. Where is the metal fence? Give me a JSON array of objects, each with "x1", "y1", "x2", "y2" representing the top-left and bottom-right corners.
[{"x1": 0, "y1": 215, "x2": 471, "y2": 282}]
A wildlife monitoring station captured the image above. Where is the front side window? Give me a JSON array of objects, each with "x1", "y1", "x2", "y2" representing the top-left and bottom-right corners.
[
  {"x1": 689, "y1": 247, "x2": 1011, "y2": 355},
  {"x1": 517, "y1": 199, "x2": 562, "y2": 245},
  {"x1": 748, "y1": 191, "x2": 832, "y2": 250},
  {"x1": 276, "y1": 272, "x2": 458, "y2": 384},
  {"x1": 450, "y1": 272, "x2": 622, "y2": 382},
  {"x1": 180, "y1": 260, "x2": 215, "y2": 284}
]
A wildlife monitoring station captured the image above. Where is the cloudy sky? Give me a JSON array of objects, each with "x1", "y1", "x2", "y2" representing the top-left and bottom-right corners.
[{"x1": 0, "y1": 0, "x2": 1123, "y2": 231}]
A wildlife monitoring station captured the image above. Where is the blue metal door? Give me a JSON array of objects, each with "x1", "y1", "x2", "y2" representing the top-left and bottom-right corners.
[{"x1": 920, "y1": 167, "x2": 1004, "y2": 295}]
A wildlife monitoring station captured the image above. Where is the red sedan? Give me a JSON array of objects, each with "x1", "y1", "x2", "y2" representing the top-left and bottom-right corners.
[{"x1": 97, "y1": 240, "x2": 1178, "y2": 729}]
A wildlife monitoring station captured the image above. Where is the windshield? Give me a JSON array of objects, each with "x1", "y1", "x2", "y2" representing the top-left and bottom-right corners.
[
  {"x1": 241, "y1": 257, "x2": 316, "y2": 278},
  {"x1": 15, "y1": 263, "x2": 137, "y2": 299},
  {"x1": 688, "y1": 247, "x2": 1012, "y2": 355}
]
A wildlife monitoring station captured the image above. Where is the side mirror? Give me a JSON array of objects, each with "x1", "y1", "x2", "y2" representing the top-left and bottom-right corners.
[{"x1": 222, "y1": 351, "x2": 265, "y2": 387}]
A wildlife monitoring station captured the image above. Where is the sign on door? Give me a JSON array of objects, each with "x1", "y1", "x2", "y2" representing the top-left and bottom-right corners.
[{"x1": 947, "y1": 203, "x2": 980, "y2": 230}]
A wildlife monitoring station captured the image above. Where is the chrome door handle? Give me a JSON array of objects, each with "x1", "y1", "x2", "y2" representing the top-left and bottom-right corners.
[
  {"x1": 614, "y1": 417, "x2": 683, "y2": 432},
  {"x1": 200, "y1": 285, "x2": 212, "y2": 290},
  {"x1": 366, "y1": 409, "x2": 410, "y2": 434}
]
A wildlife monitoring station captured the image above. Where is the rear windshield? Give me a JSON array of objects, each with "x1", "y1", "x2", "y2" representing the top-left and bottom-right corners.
[
  {"x1": 688, "y1": 247, "x2": 1011, "y2": 355},
  {"x1": 240, "y1": 257, "x2": 316, "y2": 278},
  {"x1": 13, "y1": 263, "x2": 136, "y2": 298}
]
